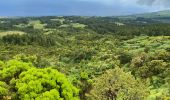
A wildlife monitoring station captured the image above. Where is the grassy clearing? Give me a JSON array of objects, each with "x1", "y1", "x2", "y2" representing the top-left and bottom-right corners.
[
  {"x1": 59, "y1": 23, "x2": 87, "y2": 28},
  {"x1": 0, "y1": 31, "x2": 26, "y2": 37},
  {"x1": 14, "y1": 24, "x2": 28, "y2": 28},
  {"x1": 14, "y1": 20, "x2": 46, "y2": 29},
  {"x1": 115, "y1": 22, "x2": 125, "y2": 26},
  {"x1": 29, "y1": 20, "x2": 46, "y2": 29},
  {"x1": 59, "y1": 24, "x2": 70, "y2": 28},
  {"x1": 71, "y1": 23, "x2": 87, "y2": 28},
  {"x1": 50, "y1": 18, "x2": 65, "y2": 24},
  {"x1": 0, "y1": 21, "x2": 6, "y2": 23}
]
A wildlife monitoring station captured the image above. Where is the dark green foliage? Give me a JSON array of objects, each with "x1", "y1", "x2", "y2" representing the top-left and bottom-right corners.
[
  {"x1": 45, "y1": 20, "x2": 62, "y2": 28},
  {"x1": 118, "y1": 51, "x2": 132, "y2": 64},
  {"x1": 2, "y1": 33, "x2": 56, "y2": 47},
  {"x1": 61, "y1": 48, "x2": 95, "y2": 63}
]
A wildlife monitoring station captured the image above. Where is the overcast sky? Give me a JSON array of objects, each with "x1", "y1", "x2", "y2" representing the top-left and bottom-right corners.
[{"x1": 0, "y1": 0, "x2": 170, "y2": 16}]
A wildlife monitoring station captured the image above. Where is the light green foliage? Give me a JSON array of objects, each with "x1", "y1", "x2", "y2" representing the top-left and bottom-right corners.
[
  {"x1": 80, "y1": 72, "x2": 89, "y2": 80},
  {"x1": 14, "y1": 24, "x2": 28, "y2": 28},
  {"x1": 59, "y1": 24, "x2": 70, "y2": 28},
  {"x1": 0, "y1": 81, "x2": 8, "y2": 97},
  {"x1": 0, "y1": 17, "x2": 170, "y2": 99},
  {"x1": 15, "y1": 68, "x2": 79, "y2": 100},
  {"x1": 0, "y1": 61, "x2": 5, "y2": 69},
  {"x1": 147, "y1": 81, "x2": 170, "y2": 100},
  {"x1": 35, "y1": 89, "x2": 62, "y2": 100},
  {"x1": 13, "y1": 54, "x2": 50, "y2": 68},
  {"x1": 0, "y1": 59, "x2": 79, "y2": 100},
  {"x1": 0, "y1": 60, "x2": 34, "y2": 82},
  {"x1": 59, "y1": 23, "x2": 86, "y2": 28},
  {"x1": 122, "y1": 36, "x2": 170, "y2": 55},
  {"x1": 0, "y1": 31, "x2": 26, "y2": 37},
  {"x1": 13, "y1": 54, "x2": 37, "y2": 63},
  {"x1": 29, "y1": 20, "x2": 46, "y2": 29},
  {"x1": 153, "y1": 49, "x2": 170, "y2": 61},
  {"x1": 88, "y1": 67, "x2": 149, "y2": 100},
  {"x1": 71, "y1": 23, "x2": 87, "y2": 28}
]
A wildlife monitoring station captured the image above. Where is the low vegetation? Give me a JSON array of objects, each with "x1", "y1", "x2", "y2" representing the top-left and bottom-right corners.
[{"x1": 0, "y1": 16, "x2": 169, "y2": 100}]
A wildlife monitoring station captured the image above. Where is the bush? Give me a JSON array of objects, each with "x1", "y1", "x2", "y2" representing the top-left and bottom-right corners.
[
  {"x1": 14, "y1": 68, "x2": 79, "y2": 100},
  {"x1": 118, "y1": 51, "x2": 132, "y2": 64},
  {"x1": 0, "y1": 60, "x2": 34, "y2": 82},
  {"x1": 130, "y1": 52, "x2": 168, "y2": 78},
  {"x1": 88, "y1": 67, "x2": 149, "y2": 100},
  {"x1": 0, "y1": 81, "x2": 8, "y2": 99},
  {"x1": 0, "y1": 59, "x2": 79, "y2": 100}
]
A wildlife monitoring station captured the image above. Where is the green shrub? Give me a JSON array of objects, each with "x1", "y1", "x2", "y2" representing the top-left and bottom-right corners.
[
  {"x1": 0, "y1": 59, "x2": 79, "y2": 100},
  {"x1": 14, "y1": 68, "x2": 79, "y2": 100},
  {"x1": 118, "y1": 51, "x2": 132, "y2": 64},
  {"x1": 0, "y1": 60, "x2": 34, "y2": 82},
  {"x1": 88, "y1": 67, "x2": 149, "y2": 100},
  {"x1": 0, "y1": 81, "x2": 8, "y2": 99},
  {"x1": 130, "y1": 52, "x2": 168, "y2": 78}
]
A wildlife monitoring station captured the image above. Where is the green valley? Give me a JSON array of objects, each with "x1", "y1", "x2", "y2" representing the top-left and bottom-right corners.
[{"x1": 0, "y1": 15, "x2": 169, "y2": 100}]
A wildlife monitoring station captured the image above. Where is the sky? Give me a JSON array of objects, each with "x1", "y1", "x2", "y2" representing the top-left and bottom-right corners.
[{"x1": 0, "y1": 0, "x2": 170, "y2": 16}]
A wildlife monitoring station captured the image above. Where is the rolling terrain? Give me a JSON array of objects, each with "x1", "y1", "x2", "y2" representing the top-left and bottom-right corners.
[
  {"x1": 120, "y1": 10, "x2": 170, "y2": 23},
  {"x1": 0, "y1": 14, "x2": 169, "y2": 100}
]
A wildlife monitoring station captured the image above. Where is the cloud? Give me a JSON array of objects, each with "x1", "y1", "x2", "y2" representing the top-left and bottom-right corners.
[
  {"x1": 0, "y1": 0, "x2": 169, "y2": 16},
  {"x1": 137, "y1": 0, "x2": 170, "y2": 7},
  {"x1": 137, "y1": 0, "x2": 155, "y2": 5}
]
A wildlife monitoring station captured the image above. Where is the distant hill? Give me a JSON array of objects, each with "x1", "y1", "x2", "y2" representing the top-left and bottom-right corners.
[
  {"x1": 118, "y1": 10, "x2": 170, "y2": 23},
  {"x1": 129, "y1": 10, "x2": 170, "y2": 18}
]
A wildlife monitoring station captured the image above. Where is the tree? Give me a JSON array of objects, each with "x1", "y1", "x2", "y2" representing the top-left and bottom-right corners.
[
  {"x1": 14, "y1": 68, "x2": 79, "y2": 100},
  {"x1": 0, "y1": 60, "x2": 79, "y2": 100},
  {"x1": 130, "y1": 52, "x2": 168, "y2": 78},
  {"x1": 88, "y1": 67, "x2": 149, "y2": 100},
  {"x1": 0, "y1": 60, "x2": 34, "y2": 82}
]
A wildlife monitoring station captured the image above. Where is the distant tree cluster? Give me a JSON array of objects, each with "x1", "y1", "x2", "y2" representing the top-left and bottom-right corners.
[
  {"x1": 2, "y1": 33, "x2": 56, "y2": 47},
  {"x1": 62, "y1": 16, "x2": 170, "y2": 36},
  {"x1": 45, "y1": 21, "x2": 62, "y2": 28},
  {"x1": 1, "y1": 16, "x2": 170, "y2": 37}
]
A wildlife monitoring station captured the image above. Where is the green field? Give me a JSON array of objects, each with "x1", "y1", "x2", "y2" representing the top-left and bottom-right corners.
[
  {"x1": 0, "y1": 31, "x2": 26, "y2": 37},
  {"x1": 29, "y1": 20, "x2": 46, "y2": 29}
]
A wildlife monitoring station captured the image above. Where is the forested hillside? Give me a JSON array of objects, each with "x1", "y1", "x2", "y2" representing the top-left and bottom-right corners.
[{"x1": 0, "y1": 16, "x2": 169, "y2": 100}]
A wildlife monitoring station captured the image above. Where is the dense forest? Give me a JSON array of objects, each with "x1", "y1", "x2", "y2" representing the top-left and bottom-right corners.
[{"x1": 0, "y1": 16, "x2": 169, "y2": 100}]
